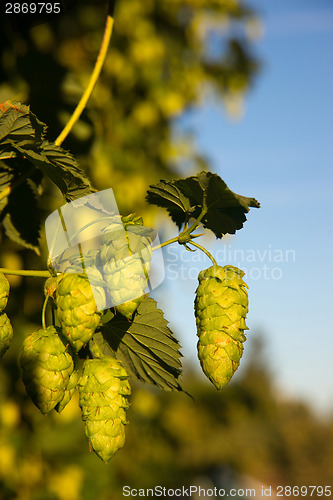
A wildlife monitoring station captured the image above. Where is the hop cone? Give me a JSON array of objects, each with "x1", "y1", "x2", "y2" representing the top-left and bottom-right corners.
[
  {"x1": 194, "y1": 265, "x2": 249, "y2": 390},
  {"x1": 0, "y1": 313, "x2": 13, "y2": 359},
  {"x1": 81, "y1": 250, "x2": 107, "y2": 311},
  {"x1": 56, "y1": 273, "x2": 102, "y2": 351},
  {"x1": 0, "y1": 273, "x2": 10, "y2": 312},
  {"x1": 55, "y1": 368, "x2": 80, "y2": 413},
  {"x1": 99, "y1": 215, "x2": 153, "y2": 319},
  {"x1": 19, "y1": 326, "x2": 74, "y2": 414},
  {"x1": 78, "y1": 357, "x2": 131, "y2": 463}
]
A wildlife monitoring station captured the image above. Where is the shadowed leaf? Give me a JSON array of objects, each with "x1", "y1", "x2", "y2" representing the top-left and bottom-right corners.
[{"x1": 147, "y1": 171, "x2": 260, "y2": 238}]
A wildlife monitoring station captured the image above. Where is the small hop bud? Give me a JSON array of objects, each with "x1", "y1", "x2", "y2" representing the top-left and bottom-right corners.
[
  {"x1": 44, "y1": 275, "x2": 59, "y2": 300},
  {"x1": 194, "y1": 265, "x2": 249, "y2": 390}
]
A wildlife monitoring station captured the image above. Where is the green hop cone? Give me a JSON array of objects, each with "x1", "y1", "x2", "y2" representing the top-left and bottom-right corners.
[
  {"x1": 99, "y1": 215, "x2": 153, "y2": 319},
  {"x1": 115, "y1": 296, "x2": 145, "y2": 319},
  {"x1": 0, "y1": 273, "x2": 10, "y2": 312},
  {"x1": 78, "y1": 356, "x2": 131, "y2": 463},
  {"x1": 81, "y1": 250, "x2": 107, "y2": 311},
  {"x1": 19, "y1": 326, "x2": 74, "y2": 414},
  {"x1": 56, "y1": 273, "x2": 102, "y2": 351},
  {"x1": 194, "y1": 265, "x2": 249, "y2": 390},
  {"x1": 55, "y1": 368, "x2": 80, "y2": 413},
  {"x1": 0, "y1": 313, "x2": 13, "y2": 359}
]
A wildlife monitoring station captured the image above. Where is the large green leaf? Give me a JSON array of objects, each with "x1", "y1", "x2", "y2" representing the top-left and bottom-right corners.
[
  {"x1": 99, "y1": 297, "x2": 184, "y2": 392},
  {"x1": 8, "y1": 141, "x2": 94, "y2": 202},
  {"x1": 146, "y1": 170, "x2": 260, "y2": 238},
  {"x1": 0, "y1": 101, "x2": 94, "y2": 202},
  {"x1": 0, "y1": 101, "x2": 46, "y2": 145},
  {"x1": 146, "y1": 180, "x2": 193, "y2": 227},
  {"x1": 0, "y1": 102, "x2": 95, "y2": 249},
  {"x1": 42, "y1": 142, "x2": 95, "y2": 201}
]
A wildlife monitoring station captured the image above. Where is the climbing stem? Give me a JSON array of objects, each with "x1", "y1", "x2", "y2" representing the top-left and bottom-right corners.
[
  {"x1": 0, "y1": 268, "x2": 51, "y2": 278},
  {"x1": 54, "y1": 9, "x2": 115, "y2": 146},
  {"x1": 187, "y1": 241, "x2": 217, "y2": 266}
]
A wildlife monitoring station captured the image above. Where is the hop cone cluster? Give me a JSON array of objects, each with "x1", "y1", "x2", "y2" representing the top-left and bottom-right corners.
[
  {"x1": 19, "y1": 326, "x2": 74, "y2": 414},
  {"x1": 195, "y1": 265, "x2": 249, "y2": 390},
  {"x1": 0, "y1": 273, "x2": 13, "y2": 359},
  {"x1": 78, "y1": 357, "x2": 131, "y2": 463},
  {"x1": 56, "y1": 273, "x2": 102, "y2": 351},
  {"x1": 99, "y1": 215, "x2": 153, "y2": 319}
]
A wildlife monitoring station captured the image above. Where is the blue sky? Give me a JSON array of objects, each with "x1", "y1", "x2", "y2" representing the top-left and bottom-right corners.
[{"x1": 154, "y1": 0, "x2": 333, "y2": 415}]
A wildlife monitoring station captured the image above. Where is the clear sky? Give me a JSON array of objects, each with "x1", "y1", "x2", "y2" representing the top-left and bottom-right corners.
[{"x1": 154, "y1": 0, "x2": 333, "y2": 415}]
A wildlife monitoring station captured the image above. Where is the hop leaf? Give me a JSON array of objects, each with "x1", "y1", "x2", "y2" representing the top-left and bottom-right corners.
[
  {"x1": 194, "y1": 265, "x2": 249, "y2": 389},
  {"x1": 55, "y1": 273, "x2": 102, "y2": 351},
  {"x1": 19, "y1": 326, "x2": 74, "y2": 414},
  {"x1": 78, "y1": 357, "x2": 131, "y2": 463},
  {"x1": 0, "y1": 273, "x2": 10, "y2": 312},
  {"x1": 146, "y1": 171, "x2": 260, "y2": 238},
  {"x1": 0, "y1": 313, "x2": 13, "y2": 359}
]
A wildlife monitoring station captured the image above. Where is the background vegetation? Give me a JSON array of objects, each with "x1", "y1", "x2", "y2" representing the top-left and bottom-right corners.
[{"x1": 0, "y1": 1, "x2": 332, "y2": 499}]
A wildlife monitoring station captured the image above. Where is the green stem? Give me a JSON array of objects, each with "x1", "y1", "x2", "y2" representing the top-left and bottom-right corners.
[
  {"x1": 151, "y1": 206, "x2": 208, "y2": 252},
  {"x1": 186, "y1": 208, "x2": 206, "y2": 234},
  {"x1": 178, "y1": 206, "x2": 207, "y2": 244},
  {"x1": 41, "y1": 295, "x2": 49, "y2": 330},
  {"x1": 0, "y1": 2, "x2": 115, "y2": 201},
  {"x1": 0, "y1": 268, "x2": 51, "y2": 278},
  {"x1": 151, "y1": 236, "x2": 179, "y2": 252},
  {"x1": 188, "y1": 241, "x2": 217, "y2": 266},
  {"x1": 54, "y1": 9, "x2": 114, "y2": 147}
]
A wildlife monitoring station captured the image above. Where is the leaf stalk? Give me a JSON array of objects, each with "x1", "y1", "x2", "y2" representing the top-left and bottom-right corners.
[{"x1": 187, "y1": 241, "x2": 217, "y2": 266}]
